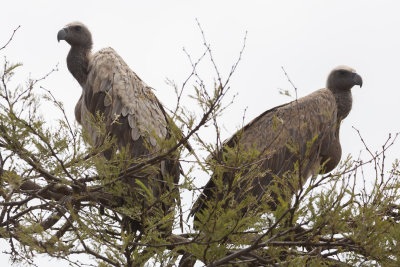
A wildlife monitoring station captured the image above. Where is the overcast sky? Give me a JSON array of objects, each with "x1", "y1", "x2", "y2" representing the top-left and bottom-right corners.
[{"x1": 2, "y1": 0, "x2": 400, "y2": 266}]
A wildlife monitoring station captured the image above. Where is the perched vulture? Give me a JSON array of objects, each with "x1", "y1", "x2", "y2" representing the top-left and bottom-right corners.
[
  {"x1": 57, "y1": 22, "x2": 180, "y2": 230},
  {"x1": 191, "y1": 66, "x2": 362, "y2": 222}
]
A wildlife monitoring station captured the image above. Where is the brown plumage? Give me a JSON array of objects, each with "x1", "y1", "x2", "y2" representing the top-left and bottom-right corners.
[
  {"x1": 191, "y1": 66, "x2": 362, "y2": 221},
  {"x1": 57, "y1": 22, "x2": 180, "y2": 230}
]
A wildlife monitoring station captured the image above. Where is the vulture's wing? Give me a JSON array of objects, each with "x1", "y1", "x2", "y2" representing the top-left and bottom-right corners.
[
  {"x1": 78, "y1": 47, "x2": 169, "y2": 157},
  {"x1": 192, "y1": 88, "x2": 339, "y2": 216},
  {"x1": 76, "y1": 47, "x2": 181, "y2": 202},
  {"x1": 75, "y1": 48, "x2": 180, "y2": 232}
]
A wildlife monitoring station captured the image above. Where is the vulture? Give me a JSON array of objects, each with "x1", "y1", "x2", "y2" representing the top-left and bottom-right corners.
[
  {"x1": 191, "y1": 66, "x2": 363, "y2": 222},
  {"x1": 57, "y1": 22, "x2": 180, "y2": 230}
]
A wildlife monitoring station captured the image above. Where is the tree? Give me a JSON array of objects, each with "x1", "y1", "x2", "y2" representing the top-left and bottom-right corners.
[{"x1": 1, "y1": 25, "x2": 400, "y2": 267}]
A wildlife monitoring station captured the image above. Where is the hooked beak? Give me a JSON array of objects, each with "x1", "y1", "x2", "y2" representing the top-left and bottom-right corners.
[
  {"x1": 57, "y1": 28, "x2": 67, "y2": 42},
  {"x1": 352, "y1": 73, "x2": 363, "y2": 88}
]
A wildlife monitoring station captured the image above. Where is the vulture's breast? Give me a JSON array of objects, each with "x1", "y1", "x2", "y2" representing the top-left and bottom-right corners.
[{"x1": 320, "y1": 135, "x2": 342, "y2": 173}]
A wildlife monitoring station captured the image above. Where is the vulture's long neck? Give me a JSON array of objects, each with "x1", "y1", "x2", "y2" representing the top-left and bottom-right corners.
[
  {"x1": 332, "y1": 89, "x2": 352, "y2": 122},
  {"x1": 67, "y1": 46, "x2": 91, "y2": 86}
]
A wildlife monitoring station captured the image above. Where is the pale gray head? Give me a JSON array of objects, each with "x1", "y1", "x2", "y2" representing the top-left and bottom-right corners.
[
  {"x1": 326, "y1": 65, "x2": 363, "y2": 92},
  {"x1": 57, "y1": 22, "x2": 93, "y2": 49}
]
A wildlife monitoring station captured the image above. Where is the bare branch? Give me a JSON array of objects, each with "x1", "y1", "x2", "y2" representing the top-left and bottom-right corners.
[{"x1": 0, "y1": 26, "x2": 20, "y2": 51}]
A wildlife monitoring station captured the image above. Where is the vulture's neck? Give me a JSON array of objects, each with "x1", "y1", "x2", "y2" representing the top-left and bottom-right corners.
[
  {"x1": 67, "y1": 46, "x2": 91, "y2": 86},
  {"x1": 332, "y1": 89, "x2": 352, "y2": 121}
]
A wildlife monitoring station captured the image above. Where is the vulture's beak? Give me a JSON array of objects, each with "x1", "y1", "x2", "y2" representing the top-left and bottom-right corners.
[
  {"x1": 353, "y1": 73, "x2": 363, "y2": 88},
  {"x1": 57, "y1": 28, "x2": 67, "y2": 42}
]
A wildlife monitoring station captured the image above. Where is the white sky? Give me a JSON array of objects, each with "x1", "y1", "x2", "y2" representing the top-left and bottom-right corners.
[{"x1": 2, "y1": 1, "x2": 400, "y2": 266}]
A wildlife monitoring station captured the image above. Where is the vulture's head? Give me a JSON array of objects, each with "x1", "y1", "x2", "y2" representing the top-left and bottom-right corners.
[
  {"x1": 326, "y1": 66, "x2": 363, "y2": 92},
  {"x1": 57, "y1": 22, "x2": 92, "y2": 49}
]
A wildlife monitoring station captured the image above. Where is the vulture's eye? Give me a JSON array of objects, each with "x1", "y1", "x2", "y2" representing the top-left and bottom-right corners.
[
  {"x1": 339, "y1": 70, "x2": 346, "y2": 76},
  {"x1": 74, "y1": 26, "x2": 82, "y2": 31}
]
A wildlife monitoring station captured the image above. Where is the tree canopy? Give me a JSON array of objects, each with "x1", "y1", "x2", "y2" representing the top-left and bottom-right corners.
[{"x1": 1, "y1": 25, "x2": 400, "y2": 267}]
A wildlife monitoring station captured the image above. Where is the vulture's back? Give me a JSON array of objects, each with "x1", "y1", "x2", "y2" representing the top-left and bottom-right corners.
[
  {"x1": 75, "y1": 48, "x2": 180, "y2": 231},
  {"x1": 192, "y1": 88, "x2": 340, "y2": 217},
  {"x1": 77, "y1": 47, "x2": 169, "y2": 155},
  {"x1": 237, "y1": 88, "x2": 338, "y2": 155}
]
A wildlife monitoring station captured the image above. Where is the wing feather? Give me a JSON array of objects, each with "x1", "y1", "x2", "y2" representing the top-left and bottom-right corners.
[{"x1": 131, "y1": 127, "x2": 141, "y2": 141}]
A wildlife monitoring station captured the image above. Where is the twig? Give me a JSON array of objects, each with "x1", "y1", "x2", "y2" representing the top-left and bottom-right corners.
[{"x1": 0, "y1": 26, "x2": 20, "y2": 51}]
